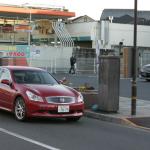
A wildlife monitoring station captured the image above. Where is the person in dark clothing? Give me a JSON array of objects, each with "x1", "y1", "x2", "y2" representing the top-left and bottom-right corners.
[{"x1": 69, "y1": 55, "x2": 76, "y2": 74}]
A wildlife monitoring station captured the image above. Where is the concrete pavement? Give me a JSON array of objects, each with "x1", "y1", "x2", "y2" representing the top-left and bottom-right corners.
[{"x1": 85, "y1": 97, "x2": 150, "y2": 130}]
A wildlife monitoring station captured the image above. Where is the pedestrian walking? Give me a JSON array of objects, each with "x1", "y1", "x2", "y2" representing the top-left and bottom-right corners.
[{"x1": 69, "y1": 54, "x2": 76, "y2": 74}]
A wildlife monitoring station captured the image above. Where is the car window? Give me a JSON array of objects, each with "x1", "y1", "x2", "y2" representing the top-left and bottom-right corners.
[
  {"x1": 0, "y1": 68, "x2": 11, "y2": 82},
  {"x1": 0, "y1": 68, "x2": 2, "y2": 78},
  {"x1": 143, "y1": 65, "x2": 150, "y2": 70},
  {"x1": 12, "y1": 70, "x2": 58, "y2": 85}
]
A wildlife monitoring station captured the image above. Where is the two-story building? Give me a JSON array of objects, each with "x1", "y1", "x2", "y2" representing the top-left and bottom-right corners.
[{"x1": 66, "y1": 9, "x2": 150, "y2": 77}]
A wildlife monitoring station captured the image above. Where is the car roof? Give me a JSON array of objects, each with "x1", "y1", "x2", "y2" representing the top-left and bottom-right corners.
[{"x1": 0, "y1": 66, "x2": 46, "y2": 71}]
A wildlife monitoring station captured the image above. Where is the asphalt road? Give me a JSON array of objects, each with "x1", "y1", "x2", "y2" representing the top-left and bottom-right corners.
[
  {"x1": 120, "y1": 78, "x2": 150, "y2": 100},
  {"x1": 0, "y1": 110, "x2": 150, "y2": 150},
  {"x1": 53, "y1": 74, "x2": 150, "y2": 101},
  {"x1": 0, "y1": 73, "x2": 150, "y2": 150},
  {"x1": 128, "y1": 117, "x2": 150, "y2": 128}
]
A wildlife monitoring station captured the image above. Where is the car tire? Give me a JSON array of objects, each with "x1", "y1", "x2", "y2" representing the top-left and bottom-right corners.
[
  {"x1": 66, "y1": 117, "x2": 81, "y2": 122},
  {"x1": 14, "y1": 97, "x2": 27, "y2": 121}
]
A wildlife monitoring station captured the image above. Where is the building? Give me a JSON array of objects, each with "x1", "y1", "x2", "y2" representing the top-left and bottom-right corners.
[
  {"x1": 66, "y1": 15, "x2": 99, "y2": 48},
  {"x1": 100, "y1": 9, "x2": 150, "y2": 25},
  {"x1": 66, "y1": 15, "x2": 99, "y2": 73},
  {"x1": 1, "y1": 6, "x2": 150, "y2": 76},
  {"x1": 100, "y1": 9, "x2": 150, "y2": 77},
  {"x1": 66, "y1": 9, "x2": 150, "y2": 76},
  {"x1": 0, "y1": 3, "x2": 75, "y2": 73}
]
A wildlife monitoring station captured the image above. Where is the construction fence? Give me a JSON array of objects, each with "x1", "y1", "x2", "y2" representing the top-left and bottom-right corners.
[{"x1": 0, "y1": 57, "x2": 97, "y2": 74}]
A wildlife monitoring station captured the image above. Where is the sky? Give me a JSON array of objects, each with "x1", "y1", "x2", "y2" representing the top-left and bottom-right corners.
[{"x1": 0, "y1": 0, "x2": 149, "y2": 20}]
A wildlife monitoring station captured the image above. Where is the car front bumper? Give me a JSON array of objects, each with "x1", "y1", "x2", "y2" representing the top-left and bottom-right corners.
[{"x1": 26, "y1": 102, "x2": 84, "y2": 118}]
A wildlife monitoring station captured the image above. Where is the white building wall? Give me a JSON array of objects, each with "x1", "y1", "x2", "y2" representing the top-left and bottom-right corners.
[
  {"x1": 109, "y1": 23, "x2": 150, "y2": 47},
  {"x1": 66, "y1": 21, "x2": 100, "y2": 50},
  {"x1": 66, "y1": 21, "x2": 150, "y2": 49},
  {"x1": 30, "y1": 46, "x2": 73, "y2": 73},
  {"x1": 66, "y1": 22, "x2": 98, "y2": 38}
]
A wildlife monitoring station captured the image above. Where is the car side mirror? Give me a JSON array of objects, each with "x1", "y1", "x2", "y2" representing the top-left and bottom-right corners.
[
  {"x1": 1, "y1": 79, "x2": 12, "y2": 86},
  {"x1": 58, "y1": 77, "x2": 68, "y2": 85},
  {"x1": 59, "y1": 80, "x2": 64, "y2": 84}
]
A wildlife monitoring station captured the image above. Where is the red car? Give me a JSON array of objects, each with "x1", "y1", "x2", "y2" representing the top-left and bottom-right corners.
[{"x1": 0, "y1": 66, "x2": 84, "y2": 121}]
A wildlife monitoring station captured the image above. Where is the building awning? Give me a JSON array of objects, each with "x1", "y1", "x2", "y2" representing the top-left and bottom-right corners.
[{"x1": 0, "y1": 5, "x2": 75, "y2": 20}]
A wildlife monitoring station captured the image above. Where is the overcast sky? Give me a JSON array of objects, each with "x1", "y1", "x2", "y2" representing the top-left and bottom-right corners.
[{"x1": 0, "y1": 0, "x2": 149, "y2": 20}]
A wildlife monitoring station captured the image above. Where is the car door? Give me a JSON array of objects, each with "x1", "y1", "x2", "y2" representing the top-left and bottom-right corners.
[{"x1": 0, "y1": 68, "x2": 15, "y2": 110}]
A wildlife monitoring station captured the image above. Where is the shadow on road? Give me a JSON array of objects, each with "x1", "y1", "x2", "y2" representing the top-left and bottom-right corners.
[{"x1": 0, "y1": 110, "x2": 83, "y2": 125}]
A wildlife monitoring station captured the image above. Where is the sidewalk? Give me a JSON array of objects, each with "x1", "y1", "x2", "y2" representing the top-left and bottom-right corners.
[
  {"x1": 52, "y1": 73, "x2": 150, "y2": 130},
  {"x1": 84, "y1": 97, "x2": 150, "y2": 130}
]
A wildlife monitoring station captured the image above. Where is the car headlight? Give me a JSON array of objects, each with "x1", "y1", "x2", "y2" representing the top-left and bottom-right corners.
[
  {"x1": 26, "y1": 91, "x2": 43, "y2": 102},
  {"x1": 77, "y1": 92, "x2": 84, "y2": 103}
]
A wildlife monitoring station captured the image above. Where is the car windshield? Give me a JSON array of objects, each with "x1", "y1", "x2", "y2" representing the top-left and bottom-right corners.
[
  {"x1": 146, "y1": 66, "x2": 150, "y2": 69},
  {"x1": 143, "y1": 65, "x2": 150, "y2": 70},
  {"x1": 12, "y1": 70, "x2": 58, "y2": 85}
]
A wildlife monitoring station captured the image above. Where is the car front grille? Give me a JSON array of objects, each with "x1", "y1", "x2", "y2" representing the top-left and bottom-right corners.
[
  {"x1": 141, "y1": 72, "x2": 150, "y2": 77},
  {"x1": 45, "y1": 96, "x2": 76, "y2": 104},
  {"x1": 48, "y1": 110, "x2": 83, "y2": 115},
  {"x1": 146, "y1": 73, "x2": 150, "y2": 77}
]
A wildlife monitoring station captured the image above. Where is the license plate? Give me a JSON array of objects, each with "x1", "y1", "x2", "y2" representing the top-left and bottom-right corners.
[{"x1": 58, "y1": 105, "x2": 69, "y2": 113}]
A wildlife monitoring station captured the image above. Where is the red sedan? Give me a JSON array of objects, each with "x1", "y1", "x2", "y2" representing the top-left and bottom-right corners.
[{"x1": 0, "y1": 66, "x2": 84, "y2": 121}]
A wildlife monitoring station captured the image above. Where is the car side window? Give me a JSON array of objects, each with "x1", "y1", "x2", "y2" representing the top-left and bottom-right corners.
[
  {"x1": 0, "y1": 68, "x2": 11, "y2": 82},
  {"x1": 0, "y1": 68, "x2": 4, "y2": 80}
]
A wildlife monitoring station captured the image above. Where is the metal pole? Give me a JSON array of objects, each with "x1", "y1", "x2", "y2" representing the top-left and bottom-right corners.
[
  {"x1": 131, "y1": 0, "x2": 138, "y2": 115},
  {"x1": 28, "y1": 8, "x2": 31, "y2": 46}
]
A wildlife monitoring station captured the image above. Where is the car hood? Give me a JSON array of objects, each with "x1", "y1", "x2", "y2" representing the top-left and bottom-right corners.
[{"x1": 22, "y1": 84, "x2": 77, "y2": 97}]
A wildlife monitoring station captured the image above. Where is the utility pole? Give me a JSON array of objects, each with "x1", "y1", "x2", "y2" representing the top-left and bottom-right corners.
[
  {"x1": 131, "y1": 0, "x2": 138, "y2": 115},
  {"x1": 28, "y1": 8, "x2": 31, "y2": 46},
  {"x1": 22, "y1": 3, "x2": 31, "y2": 46}
]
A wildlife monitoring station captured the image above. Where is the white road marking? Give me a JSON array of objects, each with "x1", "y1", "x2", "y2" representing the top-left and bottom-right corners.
[{"x1": 0, "y1": 128, "x2": 61, "y2": 150}]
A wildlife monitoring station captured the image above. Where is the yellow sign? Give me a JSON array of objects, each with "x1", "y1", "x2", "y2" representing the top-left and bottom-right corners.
[{"x1": 0, "y1": 46, "x2": 16, "y2": 51}]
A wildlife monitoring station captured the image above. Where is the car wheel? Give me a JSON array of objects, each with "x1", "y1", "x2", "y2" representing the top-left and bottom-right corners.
[
  {"x1": 66, "y1": 117, "x2": 81, "y2": 122},
  {"x1": 14, "y1": 97, "x2": 26, "y2": 121}
]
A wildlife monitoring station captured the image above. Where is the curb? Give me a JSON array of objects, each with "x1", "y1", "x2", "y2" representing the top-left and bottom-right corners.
[
  {"x1": 84, "y1": 110, "x2": 150, "y2": 131},
  {"x1": 84, "y1": 110, "x2": 131, "y2": 125}
]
